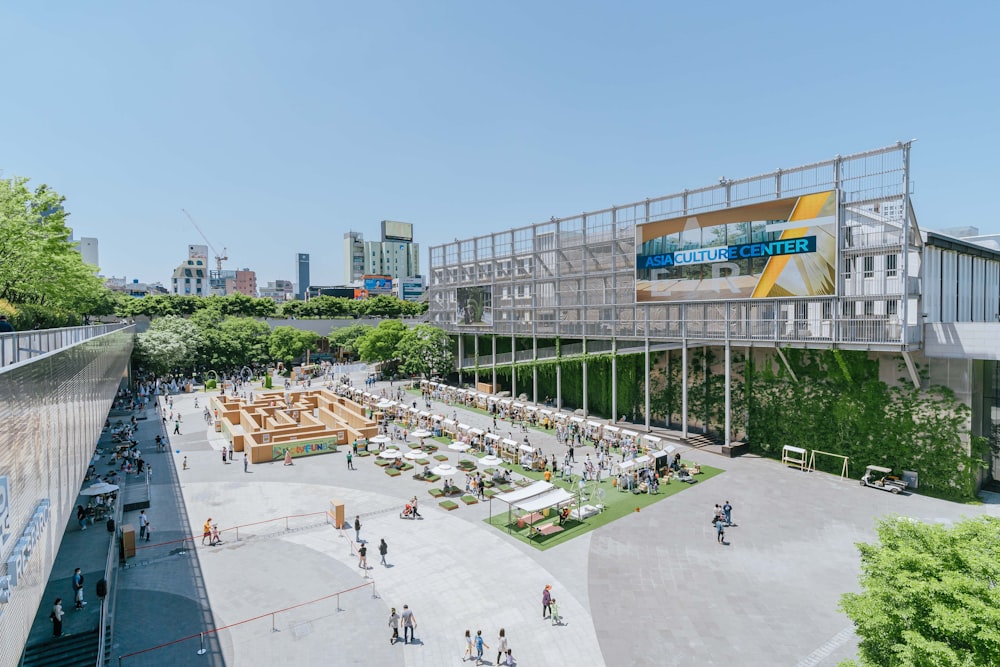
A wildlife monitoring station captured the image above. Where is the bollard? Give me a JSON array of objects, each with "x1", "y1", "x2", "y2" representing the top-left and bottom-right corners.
[
  {"x1": 285, "y1": 516, "x2": 289, "y2": 531},
  {"x1": 196, "y1": 632, "x2": 207, "y2": 655},
  {"x1": 236, "y1": 526, "x2": 240, "y2": 542},
  {"x1": 336, "y1": 593, "x2": 343, "y2": 612},
  {"x1": 272, "y1": 612, "x2": 278, "y2": 633}
]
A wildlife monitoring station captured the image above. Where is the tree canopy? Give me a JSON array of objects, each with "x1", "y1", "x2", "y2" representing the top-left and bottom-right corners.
[
  {"x1": 268, "y1": 326, "x2": 319, "y2": 366},
  {"x1": 133, "y1": 316, "x2": 204, "y2": 375},
  {"x1": 0, "y1": 176, "x2": 110, "y2": 324},
  {"x1": 115, "y1": 292, "x2": 425, "y2": 320},
  {"x1": 839, "y1": 515, "x2": 1000, "y2": 667},
  {"x1": 356, "y1": 320, "x2": 407, "y2": 364},
  {"x1": 396, "y1": 324, "x2": 454, "y2": 379}
]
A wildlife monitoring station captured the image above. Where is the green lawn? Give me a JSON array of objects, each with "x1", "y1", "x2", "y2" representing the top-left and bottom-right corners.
[{"x1": 484, "y1": 460, "x2": 724, "y2": 550}]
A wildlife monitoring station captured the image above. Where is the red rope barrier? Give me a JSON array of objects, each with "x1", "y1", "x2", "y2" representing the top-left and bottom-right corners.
[
  {"x1": 133, "y1": 511, "x2": 327, "y2": 550},
  {"x1": 118, "y1": 581, "x2": 375, "y2": 660}
]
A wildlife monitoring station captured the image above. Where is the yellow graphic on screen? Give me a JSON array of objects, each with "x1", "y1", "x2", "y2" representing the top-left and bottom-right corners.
[{"x1": 751, "y1": 191, "x2": 837, "y2": 298}]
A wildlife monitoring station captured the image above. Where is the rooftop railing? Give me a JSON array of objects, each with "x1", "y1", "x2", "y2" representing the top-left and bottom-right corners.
[{"x1": 0, "y1": 323, "x2": 132, "y2": 369}]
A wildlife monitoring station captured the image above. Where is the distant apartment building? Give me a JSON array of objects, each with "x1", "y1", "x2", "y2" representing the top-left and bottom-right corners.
[
  {"x1": 235, "y1": 269, "x2": 257, "y2": 296},
  {"x1": 260, "y1": 279, "x2": 294, "y2": 302},
  {"x1": 171, "y1": 257, "x2": 209, "y2": 296},
  {"x1": 106, "y1": 277, "x2": 169, "y2": 298},
  {"x1": 296, "y1": 253, "x2": 310, "y2": 300},
  {"x1": 343, "y1": 221, "x2": 420, "y2": 284}
]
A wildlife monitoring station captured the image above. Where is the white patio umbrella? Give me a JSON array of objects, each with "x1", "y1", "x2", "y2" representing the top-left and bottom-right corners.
[
  {"x1": 376, "y1": 400, "x2": 393, "y2": 409},
  {"x1": 448, "y1": 442, "x2": 471, "y2": 452},
  {"x1": 479, "y1": 455, "x2": 503, "y2": 467},
  {"x1": 431, "y1": 464, "x2": 457, "y2": 477},
  {"x1": 411, "y1": 429, "x2": 433, "y2": 439},
  {"x1": 370, "y1": 435, "x2": 392, "y2": 444},
  {"x1": 81, "y1": 482, "x2": 119, "y2": 496},
  {"x1": 377, "y1": 449, "x2": 401, "y2": 459},
  {"x1": 404, "y1": 450, "x2": 427, "y2": 461}
]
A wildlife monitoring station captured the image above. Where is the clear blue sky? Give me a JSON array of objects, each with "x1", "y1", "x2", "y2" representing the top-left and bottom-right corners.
[{"x1": 2, "y1": 1, "x2": 997, "y2": 288}]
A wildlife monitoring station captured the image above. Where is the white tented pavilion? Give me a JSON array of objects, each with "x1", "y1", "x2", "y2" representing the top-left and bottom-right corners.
[{"x1": 491, "y1": 480, "x2": 575, "y2": 533}]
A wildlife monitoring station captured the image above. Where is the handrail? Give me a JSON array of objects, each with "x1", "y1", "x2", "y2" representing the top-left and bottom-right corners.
[
  {"x1": 95, "y1": 500, "x2": 124, "y2": 667},
  {"x1": 116, "y1": 580, "x2": 377, "y2": 665},
  {"x1": 0, "y1": 323, "x2": 131, "y2": 369}
]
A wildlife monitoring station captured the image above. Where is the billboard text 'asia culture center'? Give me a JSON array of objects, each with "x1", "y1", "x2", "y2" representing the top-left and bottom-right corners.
[{"x1": 635, "y1": 190, "x2": 837, "y2": 302}]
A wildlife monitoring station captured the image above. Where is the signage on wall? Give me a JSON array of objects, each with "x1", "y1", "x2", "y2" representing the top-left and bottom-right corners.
[
  {"x1": 0, "y1": 477, "x2": 9, "y2": 548},
  {"x1": 635, "y1": 190, "x2": 838, "y2": 302},
  {"x1": 1, "y1": 498, "x2": 51, "y2": 607}
]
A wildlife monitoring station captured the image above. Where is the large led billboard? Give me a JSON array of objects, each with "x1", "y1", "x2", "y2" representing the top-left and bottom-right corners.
[
  {"x1": 363, "y1": 275, "x2": 394, "y2": 293},
  {"x1": 456, "y1": 286, "x2": 493, "y2": 326},
  {"x1": 382, "y1": 220, "x2": 414, "y2": 242},
  {"x1": 635, "y1": 191, "x2": 837, "y2": 302}
]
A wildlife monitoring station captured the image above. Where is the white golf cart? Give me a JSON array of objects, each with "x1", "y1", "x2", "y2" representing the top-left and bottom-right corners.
[{"x1": 860, "y1": 465, "x2": 908, "y2": 494}]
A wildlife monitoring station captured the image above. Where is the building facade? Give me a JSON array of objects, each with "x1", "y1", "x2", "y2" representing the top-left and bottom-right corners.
[
  {"x1": 77, "y1": 237, "x2": 99, "y2": 268},
  {"x1": 427, "y1": 143, "x2": 1000, "y2": 487},
  {"x1": 296, "y1": 254, "x2": 310, "y2": 300},
  {"x1": 260, "y1": 279, "x2": 294, "y2": 302},
  {"x1": 343, "y1": 223, "x2": 420, "y2": 284}
]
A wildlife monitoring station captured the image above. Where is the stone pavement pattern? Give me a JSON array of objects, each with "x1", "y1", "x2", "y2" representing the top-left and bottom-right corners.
[{"x1": 104, "y1": 372, "x2": 1000, "y2": 667}]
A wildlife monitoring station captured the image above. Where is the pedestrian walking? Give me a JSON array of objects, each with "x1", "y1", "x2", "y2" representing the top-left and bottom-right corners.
[
  {"x1": 550, "y1": 597, "x2": 561, "y2": 625},
  {"x1": 203, "y1": 518, "x2": 212, "y2": 546},
  {"x1": 346, "y1": 451, "x2": 354, "y2": 470},
  {"x1": 243, "y1": 454, "x2": 248, "y2": 472},
  {"x1": 389, "y1": 608, "x2": 400, "y2": 645},
  {"x1": 401, "y1": 604, "x2": 417, "y2": 643},
  {"x1": 183, "y1": 456, "x2": 188, "y2": 470},
  {"x1": 144, "y1": 521, "x2": 152, "y2": 542},
  {"x1": 410, "y1": 496, "x2": 421, "y2": 518},
  {"x1": 463, "y1": 629, "x2": 473, "y2": 661},
  {"x1": 379, "y1": 538, "x2": 388, "y2": 566},
  {"x1": 715, "y1": 517, "x2": 726, "y2": 544},
  {"x1": 358, "y1": 543, "x2": 367, "y2": 569},
  {"x1": 72, "y1": 568, "x2": 86, "y2": 609},
  {"x1": 354, "y1": 515, "x2": 362, "y2": 542},
  {"x1": 723, "y1": 500, "x2": 733, "y2": 526},
  {"x1": 542, "y1": 584, "x2": 552, "y2": 619},
  {"x1": 173, "y1": 420, "x2": 180, "y2": 435},
  {"x1": 474, "y1": 630, "x2": 489, "y2": 665},
  {"x1": 283, "y1": 450, "x2": 293, "y2": 466},
  {"x1": 222, "y1": 447, "x2": 228, "y2": 464},
  {"x1": 51, "y1": 598, "x2": 64, "y2": 637},
  {"x1": 496, "y1": 628, "x2": 508, "y2": 665},
  {"x1": 138, "y1": 510, "x2": 148, "y2": 540}
]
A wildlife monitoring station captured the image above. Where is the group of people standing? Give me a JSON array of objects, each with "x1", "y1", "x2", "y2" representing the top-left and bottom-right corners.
[
  {"x1": 463, "y1": 628, "x2": 513, "y2": 665},
  {"x1": 712, "y1": 500, "x2": 735, "y2": 544}
]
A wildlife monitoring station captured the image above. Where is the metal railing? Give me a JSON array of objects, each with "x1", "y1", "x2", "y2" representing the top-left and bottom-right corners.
[
  {"x1": 0, "y1": 323, "x2": 131, "y2": 368},
  {"x1": 96, "y1": 500, "x2": 125, "y2": 667}
]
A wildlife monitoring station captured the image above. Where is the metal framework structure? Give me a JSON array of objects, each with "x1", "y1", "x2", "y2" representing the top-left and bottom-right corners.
[{"x1": 428, "y1": 143, "x2": 921, "y2": 351}]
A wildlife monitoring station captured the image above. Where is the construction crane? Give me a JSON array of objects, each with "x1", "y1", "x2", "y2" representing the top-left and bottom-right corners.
[{"x1": 181, "y1": 208, "x2": 228, "y2": 272}]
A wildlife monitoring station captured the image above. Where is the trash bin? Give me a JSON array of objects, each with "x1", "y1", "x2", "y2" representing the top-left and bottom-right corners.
[{"x1": 106, "y1": 518, "x2": 116, "y2": 533}]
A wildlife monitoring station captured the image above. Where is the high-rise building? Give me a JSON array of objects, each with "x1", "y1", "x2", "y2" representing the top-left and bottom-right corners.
[
  {"x1": 343, "y1": 222, "x2": 420, "y2": 284},
  {"x1": 296, "y1": 253, "x2": 310, "y2": 300},
  {"x1": 343, "y1": 231, "x2": 366, "y2": 283},
  {"x1": 78, "y1": 237, "x2": 99, "y2": 268}
]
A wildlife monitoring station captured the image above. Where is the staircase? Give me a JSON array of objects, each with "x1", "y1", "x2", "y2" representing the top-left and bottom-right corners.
[
  {"x1": 20, "y1": 628, "x2": 101, "y2": 667},
  {"x1": 684, "y1": 432, "x2": 725, "y2": 450}
]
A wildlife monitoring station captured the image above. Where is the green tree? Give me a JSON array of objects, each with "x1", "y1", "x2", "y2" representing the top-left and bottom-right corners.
[
  {"x1": 356, "y1": 320, "x2": 407, "y2": 363},
  {"x1": 268, "y1": 326, "x2": 319, "y2": 366},
  {"x1": 133, "y1": 316, "x2": 203, "y2": 375},
  {"x1": 328, "y1": 323, "x2": 373, "y2": 359},
  {"x1": 0, "y1": 176, "x2": 109, "y2": 317},
  {"x1": 396, "y1": 324, "x2": 454, "y2": 379},
  {"x1": 840, "y1": 516, "x2": 1000, "y2": 667}
]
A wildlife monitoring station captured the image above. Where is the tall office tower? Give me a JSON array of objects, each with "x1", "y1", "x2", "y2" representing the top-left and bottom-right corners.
[
  {"x1": 296, "y1": 253, "x2": 310, "y2": 300},
  {"x1": 78, "y1": 237, "x2": 99, "y2": 267}
]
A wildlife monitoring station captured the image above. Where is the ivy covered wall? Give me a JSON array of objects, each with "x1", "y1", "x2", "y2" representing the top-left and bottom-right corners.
[{"x1": 462, "y1": 335, "x2": 984, "y2": 500}]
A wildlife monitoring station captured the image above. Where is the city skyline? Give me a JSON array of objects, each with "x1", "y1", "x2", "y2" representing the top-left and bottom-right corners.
[{"x1": 2, "y1": 1, "x2": 997, "y2": 286}]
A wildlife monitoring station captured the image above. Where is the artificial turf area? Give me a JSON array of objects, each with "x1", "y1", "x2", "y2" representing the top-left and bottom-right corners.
[{"x1": 483, "y1": 459, "x2": 724, "y2": 550}]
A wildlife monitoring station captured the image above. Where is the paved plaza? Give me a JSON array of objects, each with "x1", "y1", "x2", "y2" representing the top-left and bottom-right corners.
[{"x1": 102, "y1": 370, "x2": 1000, "y2": 667}]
